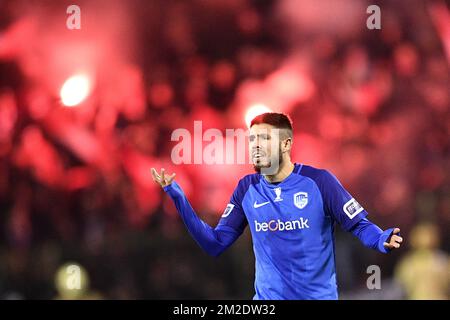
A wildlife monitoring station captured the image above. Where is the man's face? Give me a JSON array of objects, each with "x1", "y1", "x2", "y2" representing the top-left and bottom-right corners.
[{"x1": 249, "y1": 123, "x2": 283, "y2": 174}]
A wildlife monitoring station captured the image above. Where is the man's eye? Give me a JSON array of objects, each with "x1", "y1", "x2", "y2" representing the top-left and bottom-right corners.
[{"x1": 249, "y1": 136, "x2": 255, "y2": 142}]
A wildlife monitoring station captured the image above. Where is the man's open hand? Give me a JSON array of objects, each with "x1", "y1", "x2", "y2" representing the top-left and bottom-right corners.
[
  {"x1": 151, "y1": 168, "x2": 176, "y2": 188},
  {"x1": 383, "y1": 228, "x2": 403, "y2": 250}
]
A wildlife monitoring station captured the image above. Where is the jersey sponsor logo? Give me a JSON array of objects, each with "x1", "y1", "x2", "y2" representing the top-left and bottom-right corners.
[
  {"x1": 254, "y1": 218, "x2": 309, "y2": 232},
  {"x1": 343, "y1": 198, "x2": 364, "y2": 219},
  {"x1": 293, "y1": 192, "x2": 308, "y2": 209},
  {"x1": 253, "y1": 200, "x2": 270, "y2": 208},
  {"x1": 221, "y1": 203, "x2": 235, "y2": 217}
]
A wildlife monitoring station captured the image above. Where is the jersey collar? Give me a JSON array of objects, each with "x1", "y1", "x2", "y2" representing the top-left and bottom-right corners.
[{"x1": 259, "y1": 163, "x2": 302, "y2": 188}]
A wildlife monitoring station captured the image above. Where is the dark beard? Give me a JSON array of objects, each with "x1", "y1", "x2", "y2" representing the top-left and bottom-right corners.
[{"x1": 253, "y1": 146, "x2": 283, "y2": 174}]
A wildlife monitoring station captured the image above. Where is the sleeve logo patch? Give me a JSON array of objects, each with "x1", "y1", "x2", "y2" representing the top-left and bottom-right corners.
[
  {"x1": 343, "y1": 198, "x2": 364, "y2": 219},
  {"x1": 221, "y1": 203, "x2": 235, "y2": 218}
]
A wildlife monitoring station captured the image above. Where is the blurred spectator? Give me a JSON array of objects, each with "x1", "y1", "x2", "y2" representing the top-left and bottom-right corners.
[{"x1": 394, "y1": 223, "x2": 449, "y2": 300}]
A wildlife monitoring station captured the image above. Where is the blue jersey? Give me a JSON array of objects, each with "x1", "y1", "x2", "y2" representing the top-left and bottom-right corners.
[
  {"x1": 217, "y1": 163, "x2": 369, "y2": 299},
  {"x1": 164, "y1": 163, "x2": 394, "y2": 300}
]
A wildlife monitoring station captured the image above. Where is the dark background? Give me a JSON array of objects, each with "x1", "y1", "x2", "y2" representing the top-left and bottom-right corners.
[{"x1": 0, "y1": 0, "x2": 448, "y2": 299}]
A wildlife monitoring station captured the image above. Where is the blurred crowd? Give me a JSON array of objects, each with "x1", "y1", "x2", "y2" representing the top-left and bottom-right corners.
[{"x1": 0, "y1": 0, "x2": 449, "y2": 299}]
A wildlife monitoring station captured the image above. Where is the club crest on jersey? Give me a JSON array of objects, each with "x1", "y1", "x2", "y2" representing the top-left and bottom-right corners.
[
  {"x1": 293, "y1": 192, "x2": 308, "y2": 209},
  {"x1": 221, "y1": 203, "x2": 235, "y2": 218}
]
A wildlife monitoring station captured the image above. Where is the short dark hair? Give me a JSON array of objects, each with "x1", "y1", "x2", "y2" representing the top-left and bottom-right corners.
[{"x1": 250, "y1": 112, "x2": 293, "y2": 137}]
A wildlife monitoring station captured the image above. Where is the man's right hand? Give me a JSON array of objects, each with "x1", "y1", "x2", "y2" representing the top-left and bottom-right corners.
[{"x1": 151, "y1": 168, "x2": 176, "y2": 188}]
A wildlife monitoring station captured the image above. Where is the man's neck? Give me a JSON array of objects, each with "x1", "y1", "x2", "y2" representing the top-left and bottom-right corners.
[{"x1": 263, "y1": 160, "x2": 295, "y2": 183}]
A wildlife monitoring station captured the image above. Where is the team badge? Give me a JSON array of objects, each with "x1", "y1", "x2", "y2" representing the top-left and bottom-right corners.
[{"x1": 294, "y1": 192, "x2": 308, "y2": 209}]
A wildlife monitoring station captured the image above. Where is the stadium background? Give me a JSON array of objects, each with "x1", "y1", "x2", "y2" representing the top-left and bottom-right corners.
[{"x1": 0, "y1": 0, "x2": 448, "y2": 299}]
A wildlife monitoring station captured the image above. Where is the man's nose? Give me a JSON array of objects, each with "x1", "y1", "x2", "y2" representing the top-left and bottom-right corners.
[{"x1": 253, "y1": 141, "x2": 262, "y2": 150}]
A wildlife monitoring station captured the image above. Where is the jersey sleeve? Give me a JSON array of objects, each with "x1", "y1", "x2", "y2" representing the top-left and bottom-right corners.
[
  {"x1": 316, "y1": 170, "x2": 368, "y2": 231},
  {"x1": 163, "y1": 180, "x2": 246, "y2": 257},
  {"x1": 215, "y1": 177, "x2": 249, "y2": 235},
  {"x1": 350, "y1": 218, "x2": 396, "y2": 253}
]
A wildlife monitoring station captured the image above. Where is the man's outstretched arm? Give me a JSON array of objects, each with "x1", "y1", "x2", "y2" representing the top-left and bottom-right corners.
[
  {"x1": 151, "y1": 168, "x2": 242, "y2": 257},
  {"x1": 307, "y1": 168, "x2": 403, "y2": 254}
]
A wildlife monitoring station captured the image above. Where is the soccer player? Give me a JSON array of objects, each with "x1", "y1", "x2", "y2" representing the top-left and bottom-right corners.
[{"x1": 151, "y1": 112, "x2": 403, "y2": 300}]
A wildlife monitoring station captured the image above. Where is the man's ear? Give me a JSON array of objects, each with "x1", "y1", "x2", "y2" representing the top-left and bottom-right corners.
[{"x1": 282, "y1": 137, "x2": 292, "y2": 152}]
